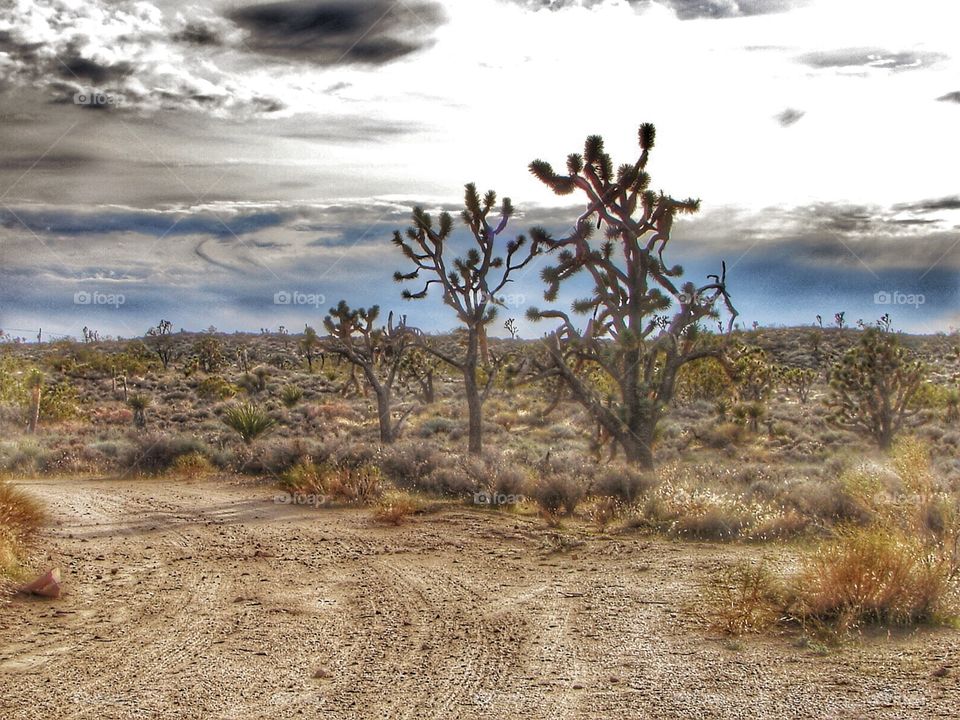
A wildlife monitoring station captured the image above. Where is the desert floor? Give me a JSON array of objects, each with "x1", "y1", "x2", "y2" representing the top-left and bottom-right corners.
[{"x1": 1, "y1": 477, "x2": 958, "y2": 719}]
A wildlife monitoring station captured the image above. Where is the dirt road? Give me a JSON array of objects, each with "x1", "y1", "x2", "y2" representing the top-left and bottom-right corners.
[{"x1": 1, "y1": 477, "x2": 957, "y2": 719}]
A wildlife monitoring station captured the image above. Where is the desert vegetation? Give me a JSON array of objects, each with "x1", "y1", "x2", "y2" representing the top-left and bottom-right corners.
[{"x1": 2, "y1": 129, "x2": 959, "y2": 647}]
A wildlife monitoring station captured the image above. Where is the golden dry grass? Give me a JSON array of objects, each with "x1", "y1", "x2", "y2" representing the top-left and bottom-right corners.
[{"x1": 0, "y1": 480, "x2": 45, "y2": 586}]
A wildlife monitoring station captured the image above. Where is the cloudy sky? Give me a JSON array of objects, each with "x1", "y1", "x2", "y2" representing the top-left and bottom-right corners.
[{"x1": 0, "y1": 0, "x2": 958, "y2": 340}]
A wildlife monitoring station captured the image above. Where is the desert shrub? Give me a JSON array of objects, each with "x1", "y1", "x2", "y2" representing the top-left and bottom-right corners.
[
  {"x1": 750, "y1": 510, "x2": 810, "y2": 541},
  {"x1": 282, "y1": 459, "x2": 382, "y2": 505},
  {"x1": 530, "y1": 473, "x2": 585, "y2": 517},
  {"x1": 792, "y1": 527, "x2": 957, "y2": 629},
  {"x1": 418, "y1": 416, "x2": 456, "y2": 437},
  {"x1": 312, "y1": 401, "x2": 359, "y2": 423},
  {"x1": 195, "y1": 376, "x2": 237, "y2": 400},
  {"x1": 0, "y1": 480, "x2": 45, "y2": 583},
  {"x1": 587, "y1": 496, "x2": 623, "y2": 529},
  {"x1": 784, "y1": 480, "x2": 872, "y2": 525},
  {"x1": 694, "y1": 422, "x2": 748, "y2": 449},
  {"x1": 237, "y1": 366, "x2": 271, "y2": 395},
  {"x1": 170, "y1": 451, "x2": 215, "y2": 479},
  {"x1": 673, "y1": 506, "x2": 751, "y2": 541},
  {"x1": 281, "y1": 458, "x2": 326, "y2": 494},
  {"x1": 373, "y1": 491, "x2": 421, "y2": 525},
  {"x1": 0, "y1": 440, "x2": 47, "y2": 475},
  {"x1": 592, "y1": 465, "x2": 656, "y2": 503},
  {"x1": 706, "y1": 561, "x2": 787, "y2": 634},
  {"x1": 379, "y1": 443, "x2": 443, "y2": 490},
  {"x1": 120, "y1": 433, "x2": 210, "y2": 474},
  {"x1": 38, "y1": 380, "x2": 80, "y2": 422},
  {"x1": 221, "y1": 402, "x2": 276, "y2": 445},
  {"x1": 420, "y1": 466, "x2": 476, "y2": 496},
  {"x1": 243, "y1": 439, "x2": 327, "y2": 476}
]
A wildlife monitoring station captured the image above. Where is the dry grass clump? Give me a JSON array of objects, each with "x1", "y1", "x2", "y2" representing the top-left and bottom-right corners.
[
  {"x1": 706, "y1": 561, "x2": 788, "y2": 634},
  {"x1": 591, "y1": 464, "x2": 656, "y2": 504},
  {"x1": 372, "y1": 490, "x2": 430, "y2": 525},
  {"x1": 707, "y1": 437, "x2": 960, "y2": 635},
  {"x1": 281, "y1": 458, "x2": 383, "y2": 505},
  {"x1": 169, "y1": 451, "x2": 216, "y2": 479},
  {"x1": 120, "y1": 433, "x2": 211, "y2": 475},
  {"x1": 0, "y1": 481, "x2": 45, "y2": 587},
  {"x1": 793, "y1": 527, "x2": 956, "y2": 629},
  {"x1": 642, "y1": 484, "x2": 769, "y2": 541}
]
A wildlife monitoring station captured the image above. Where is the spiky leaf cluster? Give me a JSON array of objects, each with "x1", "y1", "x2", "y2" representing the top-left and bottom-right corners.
[
  {"x1": 826, "y1": 329, "x2": 926, "y2": 448},
  {"x1": 392, "y1": 183, "x2": 542, "y2": 355}
]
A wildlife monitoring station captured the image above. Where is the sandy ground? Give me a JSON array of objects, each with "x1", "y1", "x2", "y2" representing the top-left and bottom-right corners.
[{"x1": 0, "y1": 477, "x2": 957, "y2": 719}]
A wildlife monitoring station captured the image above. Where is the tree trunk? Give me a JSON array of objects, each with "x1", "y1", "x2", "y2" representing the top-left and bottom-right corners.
[
  {"x1": 621, "y1": 421, "x2": 655, "y2": 470},
  {"x1": 464, "y1": 329, "x2": 483, "y2": 455},
  {"x1": 420, "y1": 371, "x2": 435, "y2": 404},
  {"x1": 28, "y1": 386, "x2": 41, "y2": 433},
  {"x1": 375, "y1": 387, "x2": 394, "y2": 444}
]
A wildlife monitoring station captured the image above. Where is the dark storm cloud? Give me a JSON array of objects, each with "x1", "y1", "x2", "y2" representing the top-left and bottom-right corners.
[
  {"x1": 797, "y1": 48, "x2": 946, "y2": 72},
  {"x1": 774, "y1": 108, "x2": 804, "y2": 126},
  {"x1": 0, "y1": 153, "x2": 98, "y2": 171},
  {"x1": 936, "y1": 91, "x2": 960, "y2": 104},
  {"x1": 172, "y1": 22, "x2": 224, "y2": 47},
  {"x1": 56, "y1": 51, "x2": 135, "y2": 85},
  {"x1": 0, "y1": 207, "x2": 291, "y2": 238},
  {"x1": 226, "y1": 0, "x2": 446, "y2": 66},
  {"x1": 505, "y1": 0, "x2": 807, "y2": 18},
  {"x1": 893, "y1": 196, "x2": 960, "y2": 214}
]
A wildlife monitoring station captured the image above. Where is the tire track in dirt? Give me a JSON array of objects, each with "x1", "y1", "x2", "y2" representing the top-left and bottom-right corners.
[{"x1": 2, "y1": 478, "x2": 959, "y2": 719}]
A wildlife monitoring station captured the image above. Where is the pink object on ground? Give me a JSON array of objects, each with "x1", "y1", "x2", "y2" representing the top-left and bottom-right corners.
[{"x1": 17, "y1": 568, "x2": 62, "y2": 599}]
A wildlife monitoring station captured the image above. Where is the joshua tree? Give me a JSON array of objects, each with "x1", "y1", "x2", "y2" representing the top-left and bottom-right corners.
[
  {"x1": 392, "y1": 183, "x2": 542, "y2": 454},
  {"x1": 398, "y1": 347, "x2": 441, "y2": 404},
  {"x1": 324, "y1": 302, "x2": 419, "y2": 444},
  {"x1": 300, "y1": 324, "x2": 322, "y2": 372},
  {"x1": 834, "y1": 311, "x2": 846, "y2": 330},
  {"x1": 782, "y1": 366, "x2": 817, "y2": 404},
  {"x1": 146, "y1": 319, "x2": 177, "y2": 370},
  {"x1": 504, "y1": 318, "x2": 519, "y2": 339},
  {"x1": 826, "y1": 328, "x2": 926, "y2": 449},
  {"x1": 733, "y1": 346, "x2": 776, "y2": 403},
  {"x1": 525, "y1": 124, "x2": 737, "y2": 468}
]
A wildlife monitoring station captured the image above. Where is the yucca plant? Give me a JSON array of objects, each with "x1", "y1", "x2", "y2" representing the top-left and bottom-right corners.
[
  {"x1": 222, "y1": 402, "x2": 276, "y2": 445},
  {"x1": 126, "y1": 393, "x2": 151, "y2": 429},
  {"x1": 280, "y1": 385, "x2": 304, "y2": 408}
]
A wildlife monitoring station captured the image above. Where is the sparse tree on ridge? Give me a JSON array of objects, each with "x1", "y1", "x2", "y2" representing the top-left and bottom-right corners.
[
  {"x1": 323, "y1": 301, "x2": 419, "y2": 444},
  {"x1": 392, "y1": 183, "x2": 542, "y2": 454},
  {"x1": 525, "y1": 124, "x2": 737, "y2": 468}
]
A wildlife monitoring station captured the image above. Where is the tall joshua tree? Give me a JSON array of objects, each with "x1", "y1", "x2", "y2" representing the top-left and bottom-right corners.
[
  {"x1": 323, "y1": 301, "x2": 418, "y2": 444},
  {"x1": 392, "y1": 183, "x2": 542, "y2": 454},
  {"x1": 525, "y1": 124, "x2": 737, "y2": 468},
  {"x1": 827, "y1": 328, "x2": 925, "y2": 449}
]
